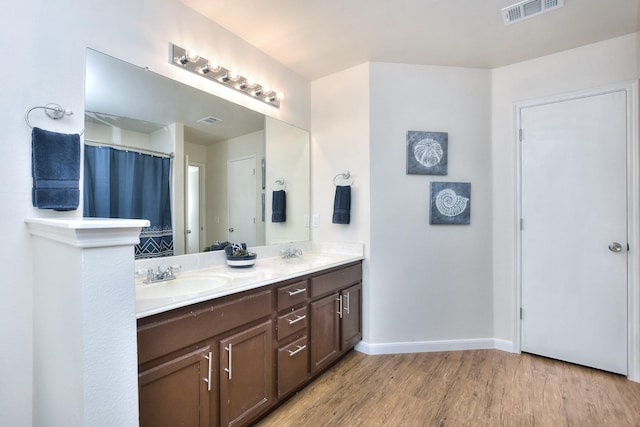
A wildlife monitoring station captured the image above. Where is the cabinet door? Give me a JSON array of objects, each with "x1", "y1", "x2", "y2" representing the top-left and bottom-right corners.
[
  {"x1": 219, "y1": 320, "x2": 273, "y2": 427},
  {"x1": 341, "y1": 283, "x2": 362, "y2": 350},
  {"x1": 138, "y1": 345, "x2": 213, "y2": 427},
  {"x1": 310, "y1": 293, "x2": 340, "y2": 374}
]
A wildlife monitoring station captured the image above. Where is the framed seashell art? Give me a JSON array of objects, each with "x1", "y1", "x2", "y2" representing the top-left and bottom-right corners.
[
  {"x1": 430, "y1": 182, "x2": 471, "y2": 225},
  {"x1": 406, "y1": 130, "x2": 448, "y2": 175}
]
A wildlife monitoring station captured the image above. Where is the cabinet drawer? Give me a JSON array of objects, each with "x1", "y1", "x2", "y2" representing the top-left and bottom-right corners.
[
  {"x1": 277, "y1": 336, "x2": 308, "y2": 398},
  {"x1": 138, "y1": 290, "x2": 272, "y2": 364},
  {"x1": 310, "y1": 263, "x2": 362, "y2": 298},
  {"x1": 276, "y1": 280, "x2": 308, "y2": 311},
  {"x1": 276, "y1": 306, "x2": 308, "y2": 340}
]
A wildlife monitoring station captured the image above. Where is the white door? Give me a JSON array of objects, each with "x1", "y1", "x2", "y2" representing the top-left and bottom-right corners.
[
  {"x1": 227, "y1": 156, "x2": 256, "y2": 246},
  {"x1": 186, "y1": 164, "x2": 202, "y2": 254},
  {"x1": 520, "y1": 90, "x2": 628, "y2": 375}
]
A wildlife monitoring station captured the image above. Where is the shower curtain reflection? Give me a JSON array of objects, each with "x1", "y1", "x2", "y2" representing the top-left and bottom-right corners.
[{"x1": 84, "y1": 145, "x2": 173, "y2": 259}]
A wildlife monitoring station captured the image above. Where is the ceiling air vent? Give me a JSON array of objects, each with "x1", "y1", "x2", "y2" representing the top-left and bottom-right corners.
[
  {"x1": 197, "y1": 116, "x2": 222, "y2": 125},
  {"x1": 502, "y1": 0, "x2": 564, "y2": 25}
]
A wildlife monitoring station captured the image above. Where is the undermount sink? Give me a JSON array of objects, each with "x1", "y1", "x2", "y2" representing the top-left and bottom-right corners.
[{"x1": 136, "y1": 274, "x2": 233, "y2": 299}]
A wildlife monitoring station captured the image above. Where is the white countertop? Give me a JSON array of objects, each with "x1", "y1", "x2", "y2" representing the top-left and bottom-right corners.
[{"x1": 135, "y1": 242, "x2": 364, "y2": 318}]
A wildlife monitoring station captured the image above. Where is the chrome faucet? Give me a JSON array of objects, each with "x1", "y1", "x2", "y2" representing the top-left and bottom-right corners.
[
  {"x1": 143, "y1": 265, "x2": 179, "y2": 284},
  {"x1": 280, "y1": 248, "x2": 303, "y2": 259}
]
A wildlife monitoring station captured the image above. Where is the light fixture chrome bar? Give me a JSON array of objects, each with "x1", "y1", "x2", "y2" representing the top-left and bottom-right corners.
[{"x1": 169, "y1": 43, "x2": 282, "y2": 108}]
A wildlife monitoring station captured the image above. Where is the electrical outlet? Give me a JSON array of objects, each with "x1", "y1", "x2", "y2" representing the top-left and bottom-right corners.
[
  {"x1": 304, "y1": 215, "x2": 310, "y2": 227},
  {"x1": 312, "y1": 214, "x2": 320, "y2": 227}
]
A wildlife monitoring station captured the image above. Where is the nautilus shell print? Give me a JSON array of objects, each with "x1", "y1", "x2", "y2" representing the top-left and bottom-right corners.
[
  {"x1": 430, "y1": 182, "x2": 471, "y2": 225},
  {"x1": 413, "y1": 138, "x2": 443, "y2": 168},
  {"x1": 435, "y1": 189, "x2": 469, "y2": 217}
]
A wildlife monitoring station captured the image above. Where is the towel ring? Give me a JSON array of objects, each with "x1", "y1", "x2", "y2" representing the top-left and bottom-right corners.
[
  {"x1": 275, "y1": 178, "x2": 287, "y2": 191},
  {"x1": 333, "y1": 171, "x2": 352, "y2": 186},
  {"x1": 25, "y1": 103, "x2": 85, "y2": 135}
]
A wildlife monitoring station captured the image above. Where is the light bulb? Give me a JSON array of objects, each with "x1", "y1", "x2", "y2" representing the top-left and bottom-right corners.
[
  {"x1": 227, "y1": 70, "x2": 240, "y2": 82},
  {"x1": 244, "y1": 77, "x2": 257, "y2": 89},
  {"x1": 177, "y1": 49, "x2": 200, "y2": 65},
  {"x1": 199, "y1": 60, "x2": 220, "y2": 74},
  {"x1": 267, "y1": 92, "x2": 284, "y2": 103},
  {"x1": 185, "y1": 49, "x2": 200, "y2": 63}
]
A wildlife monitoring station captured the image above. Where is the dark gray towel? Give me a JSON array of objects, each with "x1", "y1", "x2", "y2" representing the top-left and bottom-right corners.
[
  {"x1": 332, "y1": 185, "x2": 351, "y2": 224},
  {"x1": 31, "y1": 127, "x2": 80, "y2": 211},
  {"x1": 272, "y1": 190, "x2": 286, "y2": 222}
]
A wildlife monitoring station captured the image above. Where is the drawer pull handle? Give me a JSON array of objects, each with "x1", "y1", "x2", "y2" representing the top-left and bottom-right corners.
[
  {"x1": 288, "y1": 344, "x2": 307, "y2": 357},
  {"x1": 224, "y1": 344, "x2": 232, "y2": 380},
  {"x1": 203, "y1": 351, "x2": 212, "y2": 391},
  {"x1": 287, "y1": 314, "x2": 306, "y2": 325},
  {"x1": 337, "y1": 295, "x2": 343, "y2": 318},
  {"x1": 287, "y1": 288, "x2": 306, "y2": 296}
]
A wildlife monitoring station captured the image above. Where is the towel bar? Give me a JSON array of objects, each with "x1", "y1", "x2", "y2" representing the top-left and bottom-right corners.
[
  {"x1": 275, "y1": 178, "x2": 287, "y2": 191},
  {"x1": 333, "y1": 171, "x2": 353, "y2": 186},
  {"x1": 25, "y1": 103, "x2": 84, "y2": 134}
]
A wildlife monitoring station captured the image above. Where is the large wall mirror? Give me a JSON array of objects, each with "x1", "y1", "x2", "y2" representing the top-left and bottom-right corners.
[{"x1": 84, "y1": 49, "x2": 310, "y2": 257}]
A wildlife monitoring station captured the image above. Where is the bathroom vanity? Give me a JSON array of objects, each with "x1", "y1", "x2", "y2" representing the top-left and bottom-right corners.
[{"x1": 135, "y1": 247, "x2": 363, "y2": 427}]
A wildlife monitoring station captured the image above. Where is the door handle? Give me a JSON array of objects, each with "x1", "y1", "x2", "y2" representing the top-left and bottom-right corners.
[
  {"x1": 228, "y1": 227, "x2": 234, "y2": 232},
  {"x1": 608, "y1": 242, "x2": 623, "y2": 253}
]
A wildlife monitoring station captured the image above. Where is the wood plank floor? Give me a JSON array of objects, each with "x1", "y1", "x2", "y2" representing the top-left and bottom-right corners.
[{"x1": 255, "y1": 350, "x2": 640, "y2": 426}]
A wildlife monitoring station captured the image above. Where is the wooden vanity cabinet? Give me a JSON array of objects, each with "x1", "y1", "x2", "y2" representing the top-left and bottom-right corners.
[
  {"x1": 309, "y1": 264, "x2": 362, "y2": 373},
  {"x1": 137, "y1": 261, "x2": 362, "y2": 427},
  {"x1": 137, "y1": 289, "x2": 272, "y2": 427}
]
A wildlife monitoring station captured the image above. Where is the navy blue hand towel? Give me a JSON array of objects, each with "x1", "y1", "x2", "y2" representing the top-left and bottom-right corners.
[
  {"x1": 271, "y1": 190, "x2": 286, "y2": 222},
  {"x1": 32, "y1": 127, "x2": 80, "y2": 211},
  {"x1": 332, "y1": 185, "x2": 351, "y2": 224}
]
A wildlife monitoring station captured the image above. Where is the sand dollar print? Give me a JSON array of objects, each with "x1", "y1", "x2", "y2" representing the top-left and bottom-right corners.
[
  {"x1": 406, "y1": 131, "x2": 448, "y2": 175},
  {"x1": 413, "y1": 138, "x2": 443, "y2": 168}
]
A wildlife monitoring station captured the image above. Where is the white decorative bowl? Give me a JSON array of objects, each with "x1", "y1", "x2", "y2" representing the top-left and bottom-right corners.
[{"x1": 226, "y1": 253, "x2": 257, "y2": 268}]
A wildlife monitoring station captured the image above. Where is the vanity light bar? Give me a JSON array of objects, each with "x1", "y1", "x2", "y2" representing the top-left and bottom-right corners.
[{"x1": 169, "y1": 43, "x2": 282, "y2": 108}]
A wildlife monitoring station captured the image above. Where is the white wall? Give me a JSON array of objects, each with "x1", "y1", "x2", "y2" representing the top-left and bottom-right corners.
[
  {"x1": 0, "y1": 0, "x2": 309, "y2": 424},
  {"x1": 310, "y1": 63, "x2": 371, "y2": 339},
  {"x1": 265, "y1": 117, "x2": 310, "y2": 244},
  {"x1": 368, "y1": 63, "x2": 493, "y2": 347},
  {"x1": 491, "y1": 34, "x2": 639, "y2": 345},
  {"x1": 311, "y1": 62, "x2": 493, "y2": 350}
]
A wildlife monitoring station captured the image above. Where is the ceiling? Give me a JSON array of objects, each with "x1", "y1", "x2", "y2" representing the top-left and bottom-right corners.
[{"x1": 178, "y1": 0, "x2": 640, "y2": 80}]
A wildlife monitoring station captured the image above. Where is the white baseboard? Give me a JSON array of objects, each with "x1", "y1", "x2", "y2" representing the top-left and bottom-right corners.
[{"x1": 355, "y1": 338, "x2": 516, "y2": 355}]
